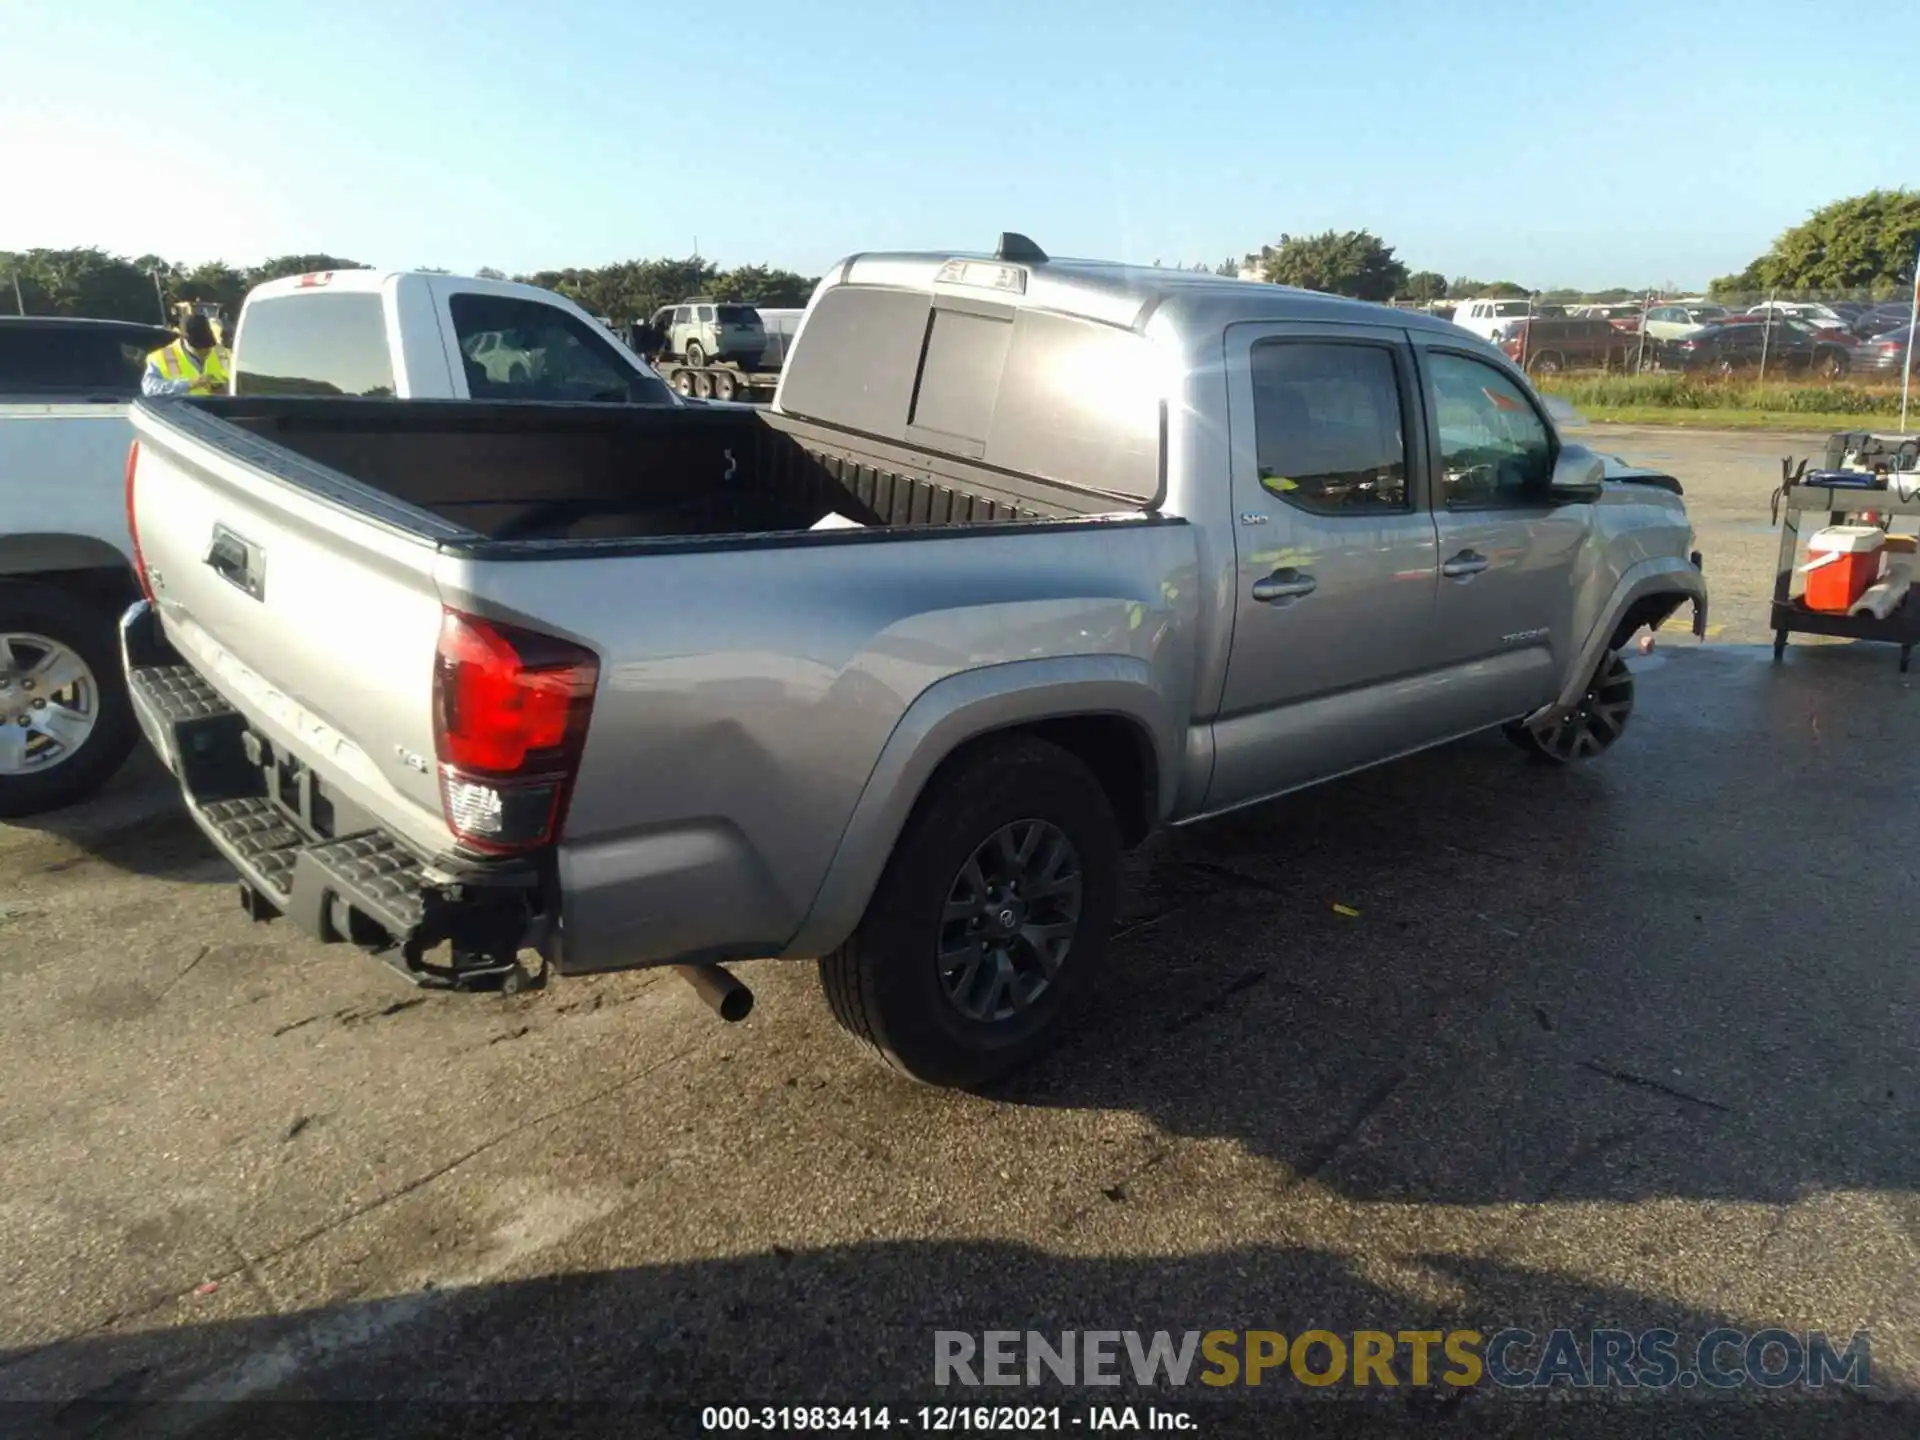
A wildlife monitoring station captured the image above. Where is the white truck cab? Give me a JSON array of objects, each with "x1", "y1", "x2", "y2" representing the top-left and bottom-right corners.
[
  {"x1": 1451, "y1": 297, "x2": 1534, "y2": 341},
  {"x1": 230, "y1": 270, "x2": 675, "y2": 405}
]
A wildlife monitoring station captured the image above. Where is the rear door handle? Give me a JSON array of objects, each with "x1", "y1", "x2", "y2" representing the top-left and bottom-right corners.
[
  {"x1": 205, "y1": 525, "x2": 266, "y2": 601},
  {"x1": 1251, "y1": 568, "x2": 1317, "y2": 603},
  {"x1": 1442, "y1": 550, "x2": 1490, "y2": 579}
]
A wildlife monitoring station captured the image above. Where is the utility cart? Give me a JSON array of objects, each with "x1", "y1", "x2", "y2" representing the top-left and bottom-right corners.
[{"x1": 1770, "y1": 436, "x2": 1920, "y2": 671}]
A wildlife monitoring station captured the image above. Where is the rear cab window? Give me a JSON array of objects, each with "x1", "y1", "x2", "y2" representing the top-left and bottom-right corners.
[
  {"x1": 0, "y1": 325, "x2": 166, "y2": 397},
  {"x1": 779, "y1": 285, "x2": 1164, "y2": 503},
  {"x1": 233, "y1": 293, "x2": 396, "y2": 397}
]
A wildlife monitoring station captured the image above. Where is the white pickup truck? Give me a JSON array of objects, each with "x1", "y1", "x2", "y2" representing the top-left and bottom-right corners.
[
  {"x1": 0, "y1": 316, "x2": 174, "y2": 815},
  {"x1": 0, "y1": 275, "x2": 672, "y2": 816}
]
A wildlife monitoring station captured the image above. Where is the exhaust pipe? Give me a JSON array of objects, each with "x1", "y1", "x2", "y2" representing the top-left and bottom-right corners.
[{"x1": 674, "y1": 963, "x2": 753, "y2": 1023}]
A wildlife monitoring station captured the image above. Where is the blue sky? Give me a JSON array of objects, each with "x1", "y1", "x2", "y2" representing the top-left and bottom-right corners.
[{"x1": 6, "y1": 0, "x2": 1916, "y2": 288}]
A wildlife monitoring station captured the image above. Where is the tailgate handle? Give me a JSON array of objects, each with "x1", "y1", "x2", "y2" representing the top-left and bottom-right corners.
[{"x1": 205, "y1": 526, "x2": 266, "y2": 601}]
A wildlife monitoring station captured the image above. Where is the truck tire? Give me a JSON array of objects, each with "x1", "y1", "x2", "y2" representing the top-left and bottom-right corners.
[
  {"x1": 817, "y1": 735, "x2": 1121, "y2": 1088},
  {"x1": 694, "y1": 371, "x2": 716, "y2": 400},
  {"x1": 0, "y1": 583, "x2": 140, "y2": 818},
  {"x1": 1503, "y1": 651, "x2": 1634, "y2": 764},
  {"x1": 712, "y1": 370, "x2": 737, "y2": 402},
  {"x1": 671, "y1": 369, "x2": 696, "y2": 398},
  {"x1": 1528, "y1": 350, "x2": 1565, "y2": 375},
  {"x1": 684, "y1": 341, "x2": 707, "y2": 367}
]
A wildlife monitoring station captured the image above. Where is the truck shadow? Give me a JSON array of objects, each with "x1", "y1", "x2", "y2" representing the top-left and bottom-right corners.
[
  {"x1": 995, "y1": 644, "x2": 1920, "y2": 1208},
  {"x1": 0, "y1": 1239, "x2": 1894, "y2": 1432},
  {"x1": 1, "y1": 750, "x2": 225, "y2": 884}
]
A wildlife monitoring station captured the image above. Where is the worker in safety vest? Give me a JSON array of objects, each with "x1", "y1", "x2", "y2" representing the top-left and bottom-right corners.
[{"x1": 142, "y1": 313, "x2": 230, "y2": 397}]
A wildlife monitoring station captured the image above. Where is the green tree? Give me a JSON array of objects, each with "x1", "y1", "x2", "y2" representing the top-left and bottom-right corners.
[
  {"x1": 1249, "y1": 230, "x2": 1409, "y2": 301},
  {"x1": 1706, "y1": 264, "x2": 1765, "y2": 301},
  {"x1": 0, "y1": 248, "x2": 159, "y2": 321},
  {"x1": 168, "y1": 260, "x2": 248, "y2": 316},
  {"x1": 1721, "y1": 190, "x2": 1920, "y2": 296},
  {"x1": 1448, "y1": 278, "x2": 1530, "y2": 299},
  {"x1": 246, "y1": 254, "x2": 371, "y2": 286},
  {"x1": 1403, "y1": 271, "x2": 1448, "y2": 303},
  {"x1": 711, "y1": 264, "x2": 817, "y2": 307},
  {"x1": 475, "y1": 266, "x2": 507, "y2": 280}
]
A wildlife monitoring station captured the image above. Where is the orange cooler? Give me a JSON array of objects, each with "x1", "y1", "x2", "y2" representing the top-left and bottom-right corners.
[{"x1": 1802, "y1": 525, "x2": 1885, "y2": 612}]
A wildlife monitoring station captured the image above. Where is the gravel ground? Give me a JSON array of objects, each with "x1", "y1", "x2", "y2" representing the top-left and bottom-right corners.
[{"x1": 2, "y1": 426, "x2": 1915, "y2": 1436}]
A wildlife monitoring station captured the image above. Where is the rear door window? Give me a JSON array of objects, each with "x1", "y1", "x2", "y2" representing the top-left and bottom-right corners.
[
  {"x1": 1248, "y1": 340, "x2": 1409, "y2": 513},
  {"x1": 716, "y1": 305, "x2": 760, "y2": 327},
  {"x1": 233, "y1": 293, "x2": 397, "y2": 397},
  {"x1": 448, "y1": 293, "x2": 667, "y2": 404}
]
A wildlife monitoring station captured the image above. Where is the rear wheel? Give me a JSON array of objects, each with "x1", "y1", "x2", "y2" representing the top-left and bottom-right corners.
[
  {"x1": 0, "y1": 584, "x2": 139, "y2": 817},
  {"x1": 1504, "y1": 651, "x2": 1634, "y2": 764},
  {"x1": 711, "y1": 370, "x2": 737, "y2": 402},
  {"x1": 1528, "y1": 350, "x2": 1565, "y2": 376},
  {"x1": 671, "y1": 369, "x2": 696, "y2": 398},
  {"x1": 818, "y1": 736, "x2": 1120, "y2": 1088},
  {"x1": 684, "y1": 341, "x2": 707, "y2": 367},
  {"x1": 693, "y1": 370, "x2": 716, "y2": 400},
  {"x1": 1815, "y1": 349, "x2": 1847, "y2": 379}
]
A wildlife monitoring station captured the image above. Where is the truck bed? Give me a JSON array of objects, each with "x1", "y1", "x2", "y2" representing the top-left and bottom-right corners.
[
  {"x1": 189, "y1": 397, "x2": 1131, "y2": 553},
  {"x1": 123, "y1": 394, "x2": 1192, "y2": 984}
]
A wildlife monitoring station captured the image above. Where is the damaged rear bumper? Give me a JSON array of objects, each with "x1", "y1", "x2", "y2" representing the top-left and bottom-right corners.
[{"x1": 120, "y1": 600, "x2": 545, "y2": 988}]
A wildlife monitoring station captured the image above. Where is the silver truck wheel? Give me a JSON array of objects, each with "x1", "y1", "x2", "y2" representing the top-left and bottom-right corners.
[
  {"x1": 1507, "y1": 651, "x2": 1634, "y2": 763},
  {"x1": 0, "y1": 585, "x2": 140, "y2": 817},
  {"x1": 0, "y1": 632, "x2": 100, "y2": 776}
]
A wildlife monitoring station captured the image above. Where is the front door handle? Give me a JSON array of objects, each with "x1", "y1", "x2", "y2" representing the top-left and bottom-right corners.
[
  {"x1": 1251, "y1": 568, "x2": 1317, "y2": 603},
  {"x1": 1442, "y1": 550, "x2": 1490, "y2": 579}
]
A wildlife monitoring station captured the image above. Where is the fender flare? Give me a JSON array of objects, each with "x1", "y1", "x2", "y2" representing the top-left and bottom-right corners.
[
  {"x1": 780, "y1": 655, "x2": 1180, "y2": 959},
  {"x1": 0, "y1": 532, "x2": 133, "y2": 580},
  {"x1": 1529, "y1": 556, "x2": 1708, "y2": 722}
]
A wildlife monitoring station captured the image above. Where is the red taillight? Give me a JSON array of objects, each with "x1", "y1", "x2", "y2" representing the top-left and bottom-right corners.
[
  {"x1": 125, "y1": 439, "x2": 154, "y2": 602},
  {"x1": 432, "y1": 610, "x2": 598, "y2": 854}
]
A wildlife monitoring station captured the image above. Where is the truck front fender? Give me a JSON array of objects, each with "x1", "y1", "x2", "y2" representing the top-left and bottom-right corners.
[
  {"x1": 780, "y1": 655, "x2": 1181, "y2": 960},
  {"x1": 1529, "y1": 555, "x2": 1708, "y2": 723}
]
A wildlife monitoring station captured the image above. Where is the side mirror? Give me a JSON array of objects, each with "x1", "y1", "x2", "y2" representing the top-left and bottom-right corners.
[{"x1": 1548, "y1": 443, "x2": 1605, "y2": 504}]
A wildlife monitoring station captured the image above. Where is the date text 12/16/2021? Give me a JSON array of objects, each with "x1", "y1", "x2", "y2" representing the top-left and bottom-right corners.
[{"x1": 701, "y1": 1406, "x2": 1195, "y2": 1431}]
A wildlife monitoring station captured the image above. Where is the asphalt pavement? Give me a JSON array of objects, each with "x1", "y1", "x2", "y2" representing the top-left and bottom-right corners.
[{"x1": 2, "y1": 427, "x2": 1916, "y2": 1435}]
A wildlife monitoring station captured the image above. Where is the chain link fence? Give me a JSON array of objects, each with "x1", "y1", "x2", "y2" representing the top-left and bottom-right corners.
[{"x1": 1388, "y1": 288, "x2": 1919, "y2": 383}]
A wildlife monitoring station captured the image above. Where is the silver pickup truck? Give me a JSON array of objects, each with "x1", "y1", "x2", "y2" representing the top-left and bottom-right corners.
[{"x1": 120, "y1": 237, "x2": 1706, "y2": 1088}]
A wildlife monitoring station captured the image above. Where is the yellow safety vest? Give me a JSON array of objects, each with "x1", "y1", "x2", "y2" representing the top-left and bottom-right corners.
[{"x1": 149, "y1": 340, "x2": 232, "y2": 395}]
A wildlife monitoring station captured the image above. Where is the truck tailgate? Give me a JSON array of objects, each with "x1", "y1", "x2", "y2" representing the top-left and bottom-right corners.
[{"x1": 127, "y1": 400, "x2": 460, "y2": 858}]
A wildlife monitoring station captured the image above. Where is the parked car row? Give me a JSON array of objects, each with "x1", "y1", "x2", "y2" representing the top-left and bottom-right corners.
[{"x1": 1656, "y1": 317, "x2": 1856, "y2": 377}]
